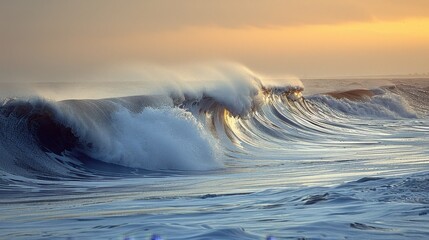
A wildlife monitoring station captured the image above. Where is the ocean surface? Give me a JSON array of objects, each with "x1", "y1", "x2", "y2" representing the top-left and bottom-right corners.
[{"x1": 1, "y1": 65, "x2": 429, "y2": 239}]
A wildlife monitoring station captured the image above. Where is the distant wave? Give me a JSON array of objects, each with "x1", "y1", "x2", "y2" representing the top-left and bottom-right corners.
[
  {"x1": 0, "y1": 64, "x2": 427, "y2": 180},
  {"x1": 326, "y1": 89, "x2": 375, "y2": 101},
  {"x1": 310, "y1": 85, "x2": 426, "y2": 119}
]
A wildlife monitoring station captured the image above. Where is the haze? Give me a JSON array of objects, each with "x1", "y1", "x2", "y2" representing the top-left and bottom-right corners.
[{"x1": 1, "y1": 0, "x2": 429, "y2": 82}]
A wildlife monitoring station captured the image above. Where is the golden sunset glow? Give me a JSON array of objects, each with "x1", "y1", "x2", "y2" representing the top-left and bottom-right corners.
[{"x1": 1, "y1": 1, "x2": 429, "y2": 79}]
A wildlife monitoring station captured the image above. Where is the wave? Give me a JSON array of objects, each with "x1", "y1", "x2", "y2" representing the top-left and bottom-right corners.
[
  {"x1": 326, "y1": 89, "x2": 375, "y2": 101},
  {"x1": 308, "y1": 87, "x2": 419, "y2": 119},
  {"x1": 0, "y1": 64, "x2": 427, "y2": 179}
]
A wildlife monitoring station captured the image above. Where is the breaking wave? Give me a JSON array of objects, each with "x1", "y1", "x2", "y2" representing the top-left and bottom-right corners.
[{"x1": 0, "y1": 64, "x2": 427, "y2": 179}]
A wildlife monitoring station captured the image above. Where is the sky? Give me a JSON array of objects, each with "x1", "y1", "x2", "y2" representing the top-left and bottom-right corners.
[{"x1": 1, "y1": 0, "x2": 429, "y2": 81}]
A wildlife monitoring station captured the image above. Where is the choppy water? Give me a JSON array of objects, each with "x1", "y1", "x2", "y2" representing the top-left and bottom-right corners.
[{"x1": 1, "y1": 65, "x2": 429, "y2": 239}]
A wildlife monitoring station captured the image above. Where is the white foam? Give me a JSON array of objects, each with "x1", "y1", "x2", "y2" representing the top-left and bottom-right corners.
[{"x1": 78, "y1": 107, "x2": 222, "y2": 171}]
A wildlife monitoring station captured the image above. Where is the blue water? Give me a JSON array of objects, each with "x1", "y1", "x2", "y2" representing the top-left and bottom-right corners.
[{"x1": 1, "y1": 71, "x2": 429, "y2": 239}]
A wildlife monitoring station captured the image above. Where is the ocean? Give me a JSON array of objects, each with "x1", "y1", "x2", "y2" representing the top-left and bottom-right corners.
[{"x1": 1, "y1": 65, "x2": 429, "y2": 239}]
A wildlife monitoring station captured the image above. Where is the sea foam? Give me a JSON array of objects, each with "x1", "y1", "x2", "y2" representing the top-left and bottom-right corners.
[{"x1": 78, "y1": 107, "x2": 222, "y2": 171}]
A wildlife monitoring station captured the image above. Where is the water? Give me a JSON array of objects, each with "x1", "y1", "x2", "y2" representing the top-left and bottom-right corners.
[{"x1": 1, "y1": 65, "x2": 429, "y2": 239}]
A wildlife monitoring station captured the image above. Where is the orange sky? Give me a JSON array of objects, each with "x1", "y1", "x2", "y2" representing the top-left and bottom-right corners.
[{"x1": 1, "y1": 0, "x2": 429, "y2": 81}]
